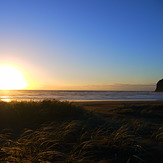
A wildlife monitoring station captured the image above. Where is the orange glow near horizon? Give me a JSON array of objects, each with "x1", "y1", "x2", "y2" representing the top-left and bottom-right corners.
[{"x1": 0, "y1": 65, "x2": 28, "y2": 90}]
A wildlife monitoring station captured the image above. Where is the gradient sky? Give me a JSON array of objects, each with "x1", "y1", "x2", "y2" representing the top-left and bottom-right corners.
[{"x1": 0, "y1": 0, "x2": 163, "y2": 90}]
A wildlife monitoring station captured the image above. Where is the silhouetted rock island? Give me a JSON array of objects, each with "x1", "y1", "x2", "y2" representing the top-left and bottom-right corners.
[{"x1": 155, "y1": 79, "x2": 163, "y2": 92}]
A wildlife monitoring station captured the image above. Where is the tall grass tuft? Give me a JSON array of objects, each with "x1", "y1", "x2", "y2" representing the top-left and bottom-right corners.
[{"x1": 0, "y1": 100, "x2": 90, "y2": 130}]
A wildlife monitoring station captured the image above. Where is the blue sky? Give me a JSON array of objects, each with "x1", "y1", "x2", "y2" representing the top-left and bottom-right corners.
[{"x1": 0, "y1": 0, "x2": 163, "y2": 90}]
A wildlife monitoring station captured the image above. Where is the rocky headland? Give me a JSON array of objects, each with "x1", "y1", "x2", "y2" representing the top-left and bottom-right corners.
[{"x1": 155, "y1": 79, "x2": 163, "y2": 92}]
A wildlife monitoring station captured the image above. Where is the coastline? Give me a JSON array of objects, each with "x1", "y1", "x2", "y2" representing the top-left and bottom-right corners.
[{"x1": 1, "y1": 90, "x2": 163, "y2": 102}]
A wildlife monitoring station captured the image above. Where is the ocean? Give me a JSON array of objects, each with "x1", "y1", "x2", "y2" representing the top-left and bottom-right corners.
[{"x1": 0, "y1": 90, "x2": 163, "y2": 102}]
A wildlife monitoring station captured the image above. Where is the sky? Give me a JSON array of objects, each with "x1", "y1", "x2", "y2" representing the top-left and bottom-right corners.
[{"x1": 0, "y1": 0, "x2": 163, "y2": 90}]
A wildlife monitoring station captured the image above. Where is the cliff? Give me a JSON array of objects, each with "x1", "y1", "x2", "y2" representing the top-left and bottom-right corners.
[{"x1": 155, "y1": 79, "x2": 163, "y2": 92}]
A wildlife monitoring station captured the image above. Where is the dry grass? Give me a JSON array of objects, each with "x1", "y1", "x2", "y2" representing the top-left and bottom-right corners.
[{"x1": 0, "y1": 100, "x2": 162, "y2": 162}]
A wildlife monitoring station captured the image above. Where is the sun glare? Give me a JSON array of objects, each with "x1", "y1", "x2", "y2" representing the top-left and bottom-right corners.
[{"x1": 0, "y1": 65, "x2": 28, "y2": 90}]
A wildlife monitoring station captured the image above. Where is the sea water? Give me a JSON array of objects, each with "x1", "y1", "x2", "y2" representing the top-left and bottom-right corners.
[{"x1": 0, "y1": 90, "x2": 163, "y2": 102}]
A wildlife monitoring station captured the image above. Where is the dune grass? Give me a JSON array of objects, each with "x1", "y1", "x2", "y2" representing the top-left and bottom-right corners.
[
  {"x1": 0, "y1": 100, "x2": 89, "y2": 130},
  {"x1": 0, "y1": 100, "x2": 162, "y2": 162}
]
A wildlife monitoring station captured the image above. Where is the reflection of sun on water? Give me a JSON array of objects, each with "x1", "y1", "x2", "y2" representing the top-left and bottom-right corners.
[
  {"x1": 0, "y1": 65, "x2": 28, "y2": 90},
  {"x1": 1, "y1": 96, "x2": 11, "y2": 102}
]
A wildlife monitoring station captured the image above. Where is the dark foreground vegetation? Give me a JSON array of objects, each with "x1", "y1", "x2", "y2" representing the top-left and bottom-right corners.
[{"x1": 0, "y1": 100, "x2": 162, "y2": 162}]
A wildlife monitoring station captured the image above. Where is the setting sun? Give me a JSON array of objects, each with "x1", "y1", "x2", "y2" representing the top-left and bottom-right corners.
[{"x1": 0, "y1": 65, "x2": 28, "y2": 90}]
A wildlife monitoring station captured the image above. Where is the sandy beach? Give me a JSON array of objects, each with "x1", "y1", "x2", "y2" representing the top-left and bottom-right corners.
[{"x1": 75, "y1": 100, "x2": 163, "y2": 113}]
